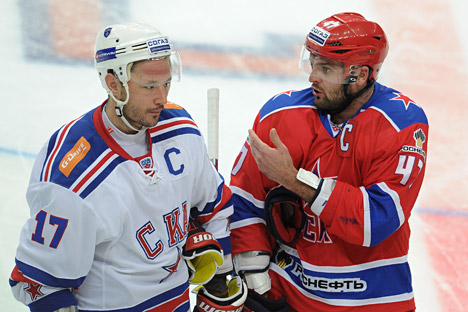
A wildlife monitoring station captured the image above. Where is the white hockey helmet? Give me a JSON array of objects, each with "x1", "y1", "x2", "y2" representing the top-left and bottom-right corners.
[{"x1": 94, "y1": 22, "x2": 182, "y2": 131}]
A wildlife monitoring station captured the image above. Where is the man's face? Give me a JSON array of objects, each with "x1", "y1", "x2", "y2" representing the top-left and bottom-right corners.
[
  {"x1": 122, "y1": 58, "x2": 172, "y2": 129},
  {"x1": 308, "y1": 55, "x2": 349, "y2": 115}
]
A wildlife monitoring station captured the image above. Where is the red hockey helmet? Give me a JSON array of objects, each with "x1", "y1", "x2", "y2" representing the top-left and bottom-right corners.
[{"x1": 299, "y1": 12, "x2": 388, "y2": 83}]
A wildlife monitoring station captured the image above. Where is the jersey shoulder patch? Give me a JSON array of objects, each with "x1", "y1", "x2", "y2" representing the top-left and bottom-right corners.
[{"x1": 40, "y1": 107, "x2": 125, "y2": 197}]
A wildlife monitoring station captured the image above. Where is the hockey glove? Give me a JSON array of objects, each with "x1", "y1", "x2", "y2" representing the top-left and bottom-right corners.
[
  {"x1": 244, "y1": 290, "x2": 289, "y2": 312},
  {"x1": 233, "y1": 251, "x2": 271, "y2": 295},
  {"x1": 264, "y1": 186, "x2": 305, "y2": 246},
  {"x1": 193, "y1": 276, "x2": 248, "y2": 312},
  {"x1": 183, "y1": 219, "x2": 224, "y2": 285}
]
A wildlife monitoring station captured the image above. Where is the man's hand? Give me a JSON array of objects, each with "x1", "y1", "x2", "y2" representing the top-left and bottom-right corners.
[
  {"x1": 248, "y1": 128, "x2": 297, "y2": 187},
  {"x1": 248, "y1": 128, "x2": 317, "y2": 202}
]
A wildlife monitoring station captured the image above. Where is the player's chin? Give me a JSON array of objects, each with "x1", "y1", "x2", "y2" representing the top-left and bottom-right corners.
[
  {"x1": 142, "y1": 116, "x2": 160, "y2": 128},
  {"x1": 313, "y1": 97, "x2": 325, "y2": 107}
]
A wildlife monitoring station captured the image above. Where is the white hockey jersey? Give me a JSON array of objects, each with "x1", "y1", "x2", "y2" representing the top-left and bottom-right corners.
[{"x1": 10, "y1": 101, "x2": 233, "y2": 312}]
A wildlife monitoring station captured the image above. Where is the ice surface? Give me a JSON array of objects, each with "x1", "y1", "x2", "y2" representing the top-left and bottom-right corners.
[{"x1": 1, "y1": 0, "x2": 467, "y2": 311}]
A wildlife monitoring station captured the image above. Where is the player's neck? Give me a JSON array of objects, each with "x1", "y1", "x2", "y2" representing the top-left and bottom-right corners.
[{"x1": 330, "y1": 84, "x2": 374, "y2": 125}]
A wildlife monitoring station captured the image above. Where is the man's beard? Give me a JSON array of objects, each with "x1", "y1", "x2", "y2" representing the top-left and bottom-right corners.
[
  {"x1": 123, "y1": 105, "x2": 160, "y2": 130},
  {"x1": 314, "y1": 85, "x2": 352, "y2": 115}
]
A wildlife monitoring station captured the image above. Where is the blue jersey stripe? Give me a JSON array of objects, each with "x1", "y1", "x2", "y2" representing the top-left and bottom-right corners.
[
  {"x1": 367, "y1": 184, "x2": 403, "y2": 246},
  {"x1": 151, "y1": 127, "x2": 201, "y2": 143},
  {"x1": 79, "y1": 156, "x2": 126, "y2": 199},
  {"x1": 230, "y1": 193, "x2": 264, "y2": 223},
  {"x1": 16, "y1": 259, "x2": 86, "y2": 288},
  {"x1": 277, "y1": 251, "x2": 412, "y2": 302},
  {"x1": 79, "y1": 281, "x2": 190, "y2": 312}
]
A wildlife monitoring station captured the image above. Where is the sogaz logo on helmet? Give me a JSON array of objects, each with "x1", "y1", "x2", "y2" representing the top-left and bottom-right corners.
[
  {"x1": 147, "y1": 36, "x2": 171, "y2": 54},
  {"x1": 308, "y1": 26, "x2": 330, "y2": 46}
]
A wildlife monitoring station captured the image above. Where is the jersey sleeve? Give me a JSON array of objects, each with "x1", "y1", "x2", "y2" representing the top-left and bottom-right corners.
[
  {"x1": 188, "y1": 131, "x2": 233, "y2": 256},
  {"x1": 10, "y1": 143, "x2": 102, "y2": 310},
  {"x1": 230, "y1": 105, "x2": 315, "y2": 256},
  {"x1": 229, "y1": 113, "x2": 276, "y2": 256},
  {"x1": 313, "y1": 115, "x2": 429, "y2": 247}
]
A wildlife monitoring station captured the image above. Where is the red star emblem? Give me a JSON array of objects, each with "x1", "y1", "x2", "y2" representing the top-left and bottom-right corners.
[
  {"x1": 161, "y1": 248, "x2": 182, "y2": 282},
  {"x1": 24, "y1": 283, "x2": 44, "y2": 301},
  {"x1": 390, "y1": 92, "x2": 416, "y2": 110},
  {"x1": 272, "y1": 90, "x2": 295, "y2": 100}
]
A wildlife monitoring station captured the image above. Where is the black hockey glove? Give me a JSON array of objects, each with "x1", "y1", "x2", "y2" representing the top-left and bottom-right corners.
[
  {"x1": 244, "y1": 289, "x2": 289, "y2": 312},
  {"x1": 264, "y1": 186, "x2": 305, "y2": 245}
]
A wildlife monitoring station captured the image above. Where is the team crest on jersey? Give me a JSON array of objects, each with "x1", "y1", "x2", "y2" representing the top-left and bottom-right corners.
[
  {"x1": 401, "y1": 128, "x2": 426, "y2": 159},
  {"x1": 139, "y1": 156, "x2": 153, "y2": 169}
]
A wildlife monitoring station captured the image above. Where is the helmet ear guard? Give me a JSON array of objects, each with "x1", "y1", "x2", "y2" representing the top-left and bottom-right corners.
[{"x1": 264, "y1": 186, "x2": 305, "y2": 246}]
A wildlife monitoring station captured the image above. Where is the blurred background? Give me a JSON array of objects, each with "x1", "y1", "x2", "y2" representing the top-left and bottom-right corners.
[{"x1": 1, "y1": 0, "x2": 467, "y2": 310}]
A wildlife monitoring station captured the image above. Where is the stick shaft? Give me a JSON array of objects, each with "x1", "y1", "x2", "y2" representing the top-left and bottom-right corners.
[{"x1": 207, "y1": 88, "x2": 219, "y2": 170}]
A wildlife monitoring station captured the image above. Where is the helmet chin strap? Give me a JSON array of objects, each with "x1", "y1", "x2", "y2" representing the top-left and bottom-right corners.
[
  {"x1": 340, "y1": 80, "x2": 374, "y2": 114},
  {"x1": 109, "y1": 82, "x2": 148, "y2": 133}
]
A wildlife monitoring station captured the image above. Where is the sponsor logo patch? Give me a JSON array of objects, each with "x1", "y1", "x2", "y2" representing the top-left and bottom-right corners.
[
  {"x1": 164, "y1": 101, "x2": 183, "y2": 110},
  {"x1": 59, "y1": 137, "x2": 91, "y2": 177},
  {"x1": 401, "y1": 128, "x2": 426, "y2": 159},
  {"x1": 95, "y1": 47, "x2": 116, "y2": 63},
  {"x1": 308, "y1": 26, "x2": 330, "y2": 46},
  {"x1": 146, "y1": 36, "x2": 171, "y2": 54}
]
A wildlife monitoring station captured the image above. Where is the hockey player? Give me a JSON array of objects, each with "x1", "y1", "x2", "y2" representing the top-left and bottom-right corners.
[
  {"x1": 9, "y1": 22, "x2": 247, "y2": 312},
  {"x1": 230, "y1": 12, "x2": 427, "y2": 311}
]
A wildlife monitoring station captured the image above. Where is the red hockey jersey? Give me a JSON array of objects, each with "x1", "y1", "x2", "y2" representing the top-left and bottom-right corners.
[{"x1": 230, "y1": 82, "x2": 428, "y2": 311}]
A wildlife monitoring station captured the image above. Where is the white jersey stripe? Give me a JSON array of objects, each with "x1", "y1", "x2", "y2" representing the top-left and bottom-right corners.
[{"x1": 361, "y1": 186, "x2": 372, "y2": 247}]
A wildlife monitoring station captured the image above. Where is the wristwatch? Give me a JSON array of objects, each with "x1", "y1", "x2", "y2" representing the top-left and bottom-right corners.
[{"x1": 296, "y1": 168, "x2": 320, "y2": 189}]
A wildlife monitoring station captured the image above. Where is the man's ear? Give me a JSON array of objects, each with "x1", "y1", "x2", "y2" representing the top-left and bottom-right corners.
[
  {"x1": 105, "y1": 73, "x2": 121, "y2": 98},
  {"x1": 357, "y1": 66, "x2": 371, "y2": 86}
]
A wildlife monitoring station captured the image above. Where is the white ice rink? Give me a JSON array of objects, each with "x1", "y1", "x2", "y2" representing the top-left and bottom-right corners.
[{"x1": 1, "y1": 0, "x2": 468, "y2": 311}]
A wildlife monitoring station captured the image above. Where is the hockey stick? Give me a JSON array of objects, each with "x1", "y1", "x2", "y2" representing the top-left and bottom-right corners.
[{"x1": 207, "y1": 88, "x2": 219, "y2": 170}]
